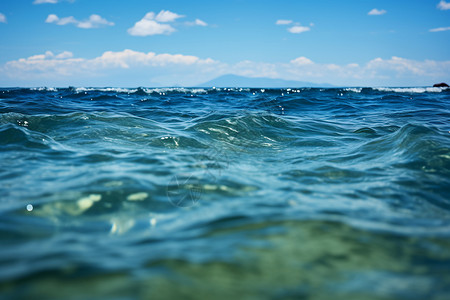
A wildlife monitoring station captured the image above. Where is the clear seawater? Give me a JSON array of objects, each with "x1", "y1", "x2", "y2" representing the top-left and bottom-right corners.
[{"x1": 1, "y1": 86, "x2": 450, "y2": 299}]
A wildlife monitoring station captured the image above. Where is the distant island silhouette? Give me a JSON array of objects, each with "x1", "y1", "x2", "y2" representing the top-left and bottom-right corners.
[{"x1": 197, "y1": 74, "x2": 333, "y2": 88}]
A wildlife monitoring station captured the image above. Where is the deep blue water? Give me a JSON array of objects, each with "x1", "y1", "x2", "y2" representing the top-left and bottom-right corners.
[{"x1": 1, "y1": 86, "x2": 450, "y2": 299}]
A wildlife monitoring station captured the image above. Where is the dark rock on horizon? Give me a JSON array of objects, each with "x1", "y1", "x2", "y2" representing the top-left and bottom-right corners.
[{"x1": 433, "y1": 82, "x2": 449, "y2": 87}]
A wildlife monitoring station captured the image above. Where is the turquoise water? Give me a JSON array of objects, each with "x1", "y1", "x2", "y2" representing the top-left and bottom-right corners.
[{"x1": 1, "y1": 87, "x2": 450, "y2": 299}]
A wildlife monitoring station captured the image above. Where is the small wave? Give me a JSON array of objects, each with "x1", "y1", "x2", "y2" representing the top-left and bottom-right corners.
[
  {"x1": 147, "y1": 88, "x2": 208, "y2": 94},
  {"x1": 74, "y1": 87, "x2": 139, "y2": 94},
  {"x1": 373, "y1": 87, "x2": 444, "y2": 93},
  {"x1": 73, "y1": 87, "x2": 209, "y2": 95},
  {"x1": 0, "y1": 123, "x2": 53, "y2": 151},
  {"x1": 30, "y1": 87, "x2": 58, "y2": 92},
  {"x1": 344, "y1": 88, "x2": 363, "y2": 93}
]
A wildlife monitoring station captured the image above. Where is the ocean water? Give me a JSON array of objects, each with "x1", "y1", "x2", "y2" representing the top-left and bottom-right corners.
[{"x1": 1, "y1": 86, "x2": 450, "y2": 299}]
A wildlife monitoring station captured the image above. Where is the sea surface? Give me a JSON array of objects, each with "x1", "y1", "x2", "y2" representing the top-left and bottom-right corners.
[{"x1": 1, "y1": 86, "x2": 450, "y2": 299}]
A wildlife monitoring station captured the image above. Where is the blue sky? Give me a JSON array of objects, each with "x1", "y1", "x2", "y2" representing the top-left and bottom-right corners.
[{"x1": 0, "y1": 0, "x2": 449, "y2": 87}]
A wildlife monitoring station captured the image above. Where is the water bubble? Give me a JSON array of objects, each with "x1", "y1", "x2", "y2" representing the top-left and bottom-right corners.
[{"x1": 26, "y1": 204, "x2": 33, "y2": 212}]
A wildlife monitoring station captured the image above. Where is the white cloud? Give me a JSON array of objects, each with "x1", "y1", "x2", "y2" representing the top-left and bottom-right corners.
[
  {"x1": 363, "y1": 56, "x2": 450, "y2": 84},
  {"x1": 154, "y1": 10, "x2": 184, "y2": 22},
  {"x1": 194, "y1": 19, "x2": 207, "y2": 26},
  {"x1": 45, "y1": 14, "x2": 59, "y2": 23},
  {"x1": 290, "y1": 56, "x2": 314, "y2": 66},
  {"x1": 1, "y1": 49, "x2": 217, "y2": 82},
  {"x1": 128, "y1": 11, "x2": 184, "y2": 36},
  {"x1": 186, "y1": 19, "x2": 208, "y2": 27},
  {"x1": 128, "y1": 10, "x2": 209, "y2": 36},
  {"x1": 430, "y1": 26, "x2": 450, "y2": 32},
  {"x1": 1, "y1": 51, "x2": 449, "y2": 87},
  {"x1": 34, "y1": 0, "x2": 59, "y2": 3},
  {"x1": 128, "y1": 19, "x2": 175, "y2": 36},
  {"x1": 26, "y1": 51, "x2": 74, "y2": 61},
  {"x1": 437, "y1": 0, "x2": 450, "y2": 10},
  {"x1": 34, "y1": 0, "x2": 74, "y2": 3},
  {"x1": 91, "y1": 49, "x2": 214, "y2": 69},
  {"x1": 0, "y1": 13, "x2": 6, "y2": 23},
  {"x1": 276, "y1": 19, "x2": 312, "y2": 34},
  {"x1": 288, "y1": 25, "x2": 310, "y2": 34},
  {"x1": 46, "y1": 14, "x2": 76, "y2": 25},
  {"x1": 223, "y1": 56, "x2": 450, "y2": 86},
  {"x1": 276, "y1": 20, "x2": 292, "y2": 25},
  {"x1": 78, "y1": 14, "x2": 114, "y2": 29},
  {"x1": 45, "y1": 14, "x2": 114, "y2": 28},
  {"x1": 368, "y1": 8, "x2": 387, "y2": 16},
  {"x1": 55, "y1": 51, "x2": 74, "y2": 59}
]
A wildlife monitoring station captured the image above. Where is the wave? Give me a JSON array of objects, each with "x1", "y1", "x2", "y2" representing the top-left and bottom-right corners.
[
  {"x1": 74, "y1": 87, "x2": 209, "y2": 95},
  {"x1": 0, "y1": 123, "x2": 57, "y2": 151},
  {"x1": 343, "y1": 87, "x2": 363, "y2": 93},
  {"x1": 30, "y1": 87, "x2": 58, "y2": 92},
  {"x1": 2, "y1": 86, "x2": 447, "y2": 98},
  {"x1": 373, "y1": 87, "x2": 446, "y2": 93}
]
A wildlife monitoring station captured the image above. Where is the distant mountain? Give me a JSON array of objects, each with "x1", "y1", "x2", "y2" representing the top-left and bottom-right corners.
[{"x1": 196, "y1": 74, "x2": 333, "y2": 88}]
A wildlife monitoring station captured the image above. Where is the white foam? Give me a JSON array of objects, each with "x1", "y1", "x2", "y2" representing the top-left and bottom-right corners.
[
  {"x1": 344, "y1": 88, "x2": 362, "y2": 93},
  {"x1": 73, "y1": 87, "x2": 209, "y2": 94},
  {"x1": 31, "y1": 87, "x2": 57, "y2": 92},
  {"x1": 374, "y1": 87, "x2": 444, "y2": 93},
  {"x1": 74, "y1": 87, "x2": 138, "y2": 93},
  {"x1": 143, "y1": 88, "x2": 208, "y2": 94}
]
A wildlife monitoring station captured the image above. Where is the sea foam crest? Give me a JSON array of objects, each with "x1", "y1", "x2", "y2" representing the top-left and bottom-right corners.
[
  {"x1": 344, "y1": 88, "x2": 362, "y2": 93},
  {"x1": 31, "y1": 87, "x2": 57, "y2": 92},
  {"x1": 144, "y1": 88, "x2": 208, "y2": 94},
  {"x1": 374, "y1": 87, "x2": 445, "y2": 93},
  {"x1": 73, "y1": 87, "x2": 209, "y2": 94},
  {"x1": 75, "y1": 87, "x2": 138, "y2": 93}
]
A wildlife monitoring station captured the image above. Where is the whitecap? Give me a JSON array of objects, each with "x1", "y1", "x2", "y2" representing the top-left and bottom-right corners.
[
  {"x1": 74, "y1": 87, "x2": 138, "y2": 93},
  {"x1": 143, "y1": 88, "x2": 208, "y2": 94},
  {"x1": 30, "y1": 87, "x2": 57, "y2": 92},
  {"x1": 344, "y1": 88, "x2": 362, "y2": 93},
  {"x1": 374, "y1": 87, "x2": 444, "y2": 93}
]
